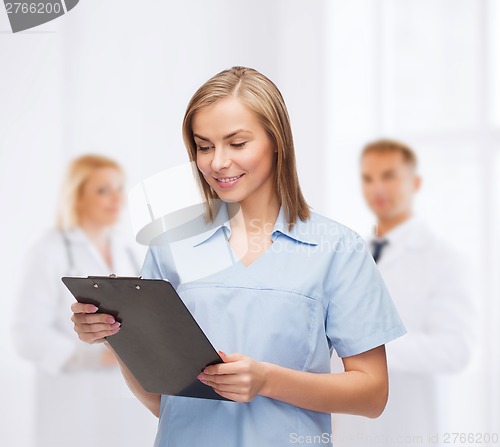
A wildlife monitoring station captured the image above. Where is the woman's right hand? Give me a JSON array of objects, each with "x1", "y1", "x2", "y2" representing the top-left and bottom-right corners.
[{"x1": 70, "y1": 302, "x2": 121, "y2": 344}]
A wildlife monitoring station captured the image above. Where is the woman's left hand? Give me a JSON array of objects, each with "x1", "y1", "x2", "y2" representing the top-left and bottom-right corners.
[{"x1": 197, "y1": 351, "x2": 269, "y2": 402}]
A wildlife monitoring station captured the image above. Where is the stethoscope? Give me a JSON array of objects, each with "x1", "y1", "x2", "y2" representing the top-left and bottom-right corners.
[{"x1": 60, "y1": 229, "x2": 141, "y2": 276}]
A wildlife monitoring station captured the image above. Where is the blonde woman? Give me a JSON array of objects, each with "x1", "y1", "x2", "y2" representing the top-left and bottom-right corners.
[
  {"x1": 13, "y1": 155, "x2": 156, "y2": 447},
  {"x1": 71, "y1": 68, "x2": 407, "y2": 446}
]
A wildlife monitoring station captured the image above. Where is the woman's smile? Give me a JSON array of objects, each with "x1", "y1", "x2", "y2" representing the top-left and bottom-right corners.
[{"x1": 214, "y1": 173, "x2": 245, "y2": 188}]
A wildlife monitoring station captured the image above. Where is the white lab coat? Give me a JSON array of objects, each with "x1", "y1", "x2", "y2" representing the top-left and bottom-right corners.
[
  {"x1": 332, "y1": 216, "x2": 476, "y2": 447},
  {"x1": 12, "y1": 227, "x2": 157, "y2": 447}
]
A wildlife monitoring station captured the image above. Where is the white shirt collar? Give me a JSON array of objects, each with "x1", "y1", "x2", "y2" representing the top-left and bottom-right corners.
[{"x1": 371, "y1": 215, "x2": 430, "y2": 250}]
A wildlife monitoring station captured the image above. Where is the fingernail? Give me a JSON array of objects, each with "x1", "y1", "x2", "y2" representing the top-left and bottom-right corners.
[
  {"x1": 111, "y1": 322, "x2": 121, "y2": 327},
  {"x1": 89, "y1": 305, "x2": 98, "y2": 312},
  {"x1": 197, "y1": 374, "x2": 206, "y2": 382},
  {"x1": 106, "y1": 316, "x2": 115, "y2": 323}
]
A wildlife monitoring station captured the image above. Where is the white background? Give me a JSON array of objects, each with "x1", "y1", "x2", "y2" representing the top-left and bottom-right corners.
[{"x1": 1, "y1": 0, "x2": 499, "y2": 445}]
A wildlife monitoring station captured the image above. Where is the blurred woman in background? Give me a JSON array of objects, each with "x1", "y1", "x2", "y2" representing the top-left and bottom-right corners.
[{"x1": 12, "y1": 154, "x2": 156, "y2": 447}]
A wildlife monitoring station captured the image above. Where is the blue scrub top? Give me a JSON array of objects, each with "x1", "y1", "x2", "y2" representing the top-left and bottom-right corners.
[{"x1": 141, "y1": 201, "x2": 406, "y2": 447}]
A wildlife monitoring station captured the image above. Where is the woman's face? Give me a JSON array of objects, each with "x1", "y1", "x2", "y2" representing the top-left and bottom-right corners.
[
  {"x1": 77, "y1": 167, "x2": 124, "y2": 227},
  {"x1": 192, "y1": 96, "x2": 277, "y2": 206}
]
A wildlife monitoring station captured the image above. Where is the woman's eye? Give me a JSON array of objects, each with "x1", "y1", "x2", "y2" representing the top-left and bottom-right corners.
[
  {"x1": 196, "y1": 146, "x2": 211, "y2": 152},
  {"x1": 231, "y1": 142, "x2": 247, "y2": 148}
]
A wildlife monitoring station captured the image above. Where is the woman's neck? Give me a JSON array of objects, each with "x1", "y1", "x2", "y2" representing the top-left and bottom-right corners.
[
  {"x1": 79, "y1": 220, "x2": 110, "y2": 250},
  {"x1": 228, "y1": 193, "x2": 281, "y2": 237},
  {"x1": 79, "y1": 220, "x2": 114, "y2": 269}
]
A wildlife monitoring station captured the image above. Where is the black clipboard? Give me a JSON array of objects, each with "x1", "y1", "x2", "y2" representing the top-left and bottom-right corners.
[{"x1": 61, "y1": 275, "x2": 231, "y2": 401}]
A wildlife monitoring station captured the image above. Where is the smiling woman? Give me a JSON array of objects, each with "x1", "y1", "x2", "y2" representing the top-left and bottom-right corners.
[{"x1": 70, "y1": 67, "x2": 407, "y2": 447}]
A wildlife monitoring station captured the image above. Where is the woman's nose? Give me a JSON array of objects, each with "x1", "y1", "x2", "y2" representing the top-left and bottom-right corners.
[
  {"x1": 112, "y1": 190, "x2": 124, "y2": 206},
  {"x1": 211, "y1": 147, "x2": 231, "y2": 171}
]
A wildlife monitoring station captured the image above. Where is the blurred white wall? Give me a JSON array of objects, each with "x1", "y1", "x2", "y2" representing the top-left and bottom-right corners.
[
  {"x1": 57, "y1": 0, "x2": 327, "y2": 205},
  {"x1": 0, "y1": 10, "x2": 65, "y2": 447},
  {"x1": 1, "y1": 0, "x2": 498, "y2": 445}
]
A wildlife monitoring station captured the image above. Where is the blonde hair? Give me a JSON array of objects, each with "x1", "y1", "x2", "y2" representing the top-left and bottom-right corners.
[
  {"x1": 56, "y1": 154, "x2": 123, "y2": 229},
  {"x1": 361, "y1": 138, "x2": 418, "y2": 170},
  {"x1": 182, "y1": 66, "x2": 311, "y2": 230}
]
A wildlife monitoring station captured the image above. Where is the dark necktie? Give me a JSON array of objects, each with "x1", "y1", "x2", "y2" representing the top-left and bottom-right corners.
[{"x1": 371, "y1": 239, "x2": 388, "y2": 263}]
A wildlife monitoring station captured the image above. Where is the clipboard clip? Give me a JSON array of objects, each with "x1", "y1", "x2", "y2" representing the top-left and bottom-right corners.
[
  {"x1": 87, "y1": 274, "x2": 143, "y2": 279},
  {"x1": 87, "y1": 274, "x2": 143, "y2": 289}
]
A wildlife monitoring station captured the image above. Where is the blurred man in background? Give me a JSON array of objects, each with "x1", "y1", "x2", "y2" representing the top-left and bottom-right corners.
[{"x1": 333, "y1": 139, "x2": 476, "y2": 446}]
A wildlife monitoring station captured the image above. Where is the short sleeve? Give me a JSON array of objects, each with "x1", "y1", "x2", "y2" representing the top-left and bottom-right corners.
[
  {"x1": 326, "y1": 233, "x2": 406, "y2": 358},
  {"x1": 140, "y1": 246, "x2": 164, "y2": 279}
]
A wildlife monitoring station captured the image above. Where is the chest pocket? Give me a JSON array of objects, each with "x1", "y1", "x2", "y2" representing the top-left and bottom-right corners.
[{"x1": 176, "y1": 283, "x2": 320, "y2": 371}]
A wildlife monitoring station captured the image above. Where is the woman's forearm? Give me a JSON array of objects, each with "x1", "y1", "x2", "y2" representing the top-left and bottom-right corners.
[
  {"x1": 104, "y1": 342, "x2": 161, "y2": 417},
  {"x1": 259, "y1": 346, "x2": 388, "y2": 418},
  {"x1": 259, "y1": 365, "x2": 385, "y2": 417}
]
